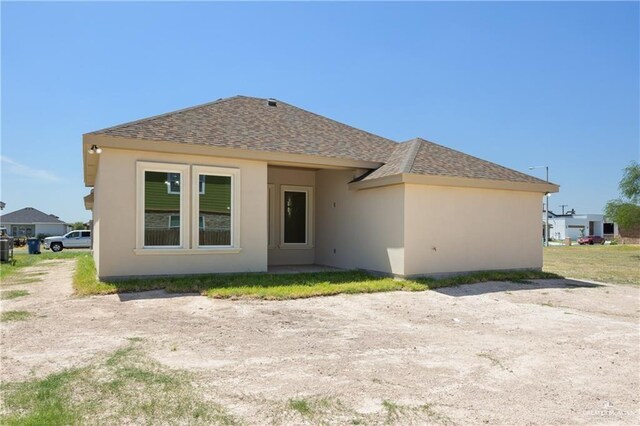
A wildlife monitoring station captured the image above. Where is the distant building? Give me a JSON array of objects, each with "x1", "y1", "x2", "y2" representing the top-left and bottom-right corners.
[
  {"x1": 0, "y1": 207, "x2": 71, "y2": 238},
  {"x1": 544, "y1": 209, "x2": 618, "y2": 240}
]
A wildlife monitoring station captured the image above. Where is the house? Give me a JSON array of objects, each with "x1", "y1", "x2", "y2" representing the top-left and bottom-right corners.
[
  {"x1": 545, "y1": 210, "x2": 618, "y2": 240},
  {"x1": 0, "y1": 207, "x2": 70, "y2": 238},
  {"x1": 83, "y1": 96, "x2": 559, "y2": 279}
]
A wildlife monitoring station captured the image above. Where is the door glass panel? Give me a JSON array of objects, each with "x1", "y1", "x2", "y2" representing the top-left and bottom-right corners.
[
  {"x1": 198, "y1": 175, "x2": 231, "y2": 246},
  {"x1": 144, "y1": 171, "x2": 181, "y2": 246},
  {"x1": 283, "y1": 191, "x2": 306, "y2": 244}
]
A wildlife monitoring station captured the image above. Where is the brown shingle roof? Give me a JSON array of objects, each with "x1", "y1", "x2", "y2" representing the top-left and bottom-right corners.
[
  {"x1": 90, "y1": 96, "x2": 548, "y2": 185},
  {"x1": 362, "y1": 138, "x2": 547, "y2": 184},
  {"x1": 91, "y1": 96, "x2": 397, "y2": 163}
]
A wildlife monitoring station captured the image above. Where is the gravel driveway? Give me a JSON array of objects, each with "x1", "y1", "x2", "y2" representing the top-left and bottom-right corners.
[{"x1": 1, "y1": 259, "x2": 638, "y2": 424}]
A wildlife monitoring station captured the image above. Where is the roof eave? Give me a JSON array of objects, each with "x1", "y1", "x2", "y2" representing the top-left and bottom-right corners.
[
  {"x1": 84, "y1": 192, "x2": 94, "y2": 211},
  {"x1": 83, "y1": 134, "x2": 384, "y2": 186},
  {"x1": 349, "y1": 173, "x2": 560, "y2": 193}
]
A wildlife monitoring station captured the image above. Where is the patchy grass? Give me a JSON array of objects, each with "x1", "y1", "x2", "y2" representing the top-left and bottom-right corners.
[
  {"x1": 382, "y1": 400, "x2": 402, "y2": 423},
  {"x1": 0, "y1": 250, "x2": 87, "y2": 282},
  {"x1": 0, "y1": 341, "x2": 239, "y2": 425},
  {"x1": 379, "y1": 400, "x2": 453, "y2": 425},
  {"x1": 477, "y1": 352, "x2": 512, "y2": 373},
  {"x1": 5, "y1": 277, "x2": 43, "y2": 286},
  {"x1": 276, "y1": 396, "x2": 449, "y2": 425},
  {"x1": 0, "y1": 290, "x2": 29, "y2": 300},
  {"x1": 288, "y1": 399, "x2": 313, "y2": 416},
  {"x1": 74, "y1": 256, "x2": 561, "y2": 299},
  {"x1": 543, "y1": 245, "x2": 639, "y2": 285},
  {"x1": 416, "y1": 269, "x2": 562, "y2": 289},
  {"x1": 1, "y1": 310, "x2": 32, "y2": 322}
]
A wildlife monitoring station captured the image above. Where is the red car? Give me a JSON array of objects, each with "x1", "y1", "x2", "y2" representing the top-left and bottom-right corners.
[{"x1": 577, "y1": 235, "x2": 605, "y2": 245}]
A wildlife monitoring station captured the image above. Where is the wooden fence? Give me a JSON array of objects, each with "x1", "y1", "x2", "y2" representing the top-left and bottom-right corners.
[{"x1": 144, "y1": 229, "x2": 230, "y2": 246}]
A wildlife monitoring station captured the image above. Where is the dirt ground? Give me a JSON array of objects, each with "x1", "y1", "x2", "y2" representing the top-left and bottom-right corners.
[{"x1": 1, "y1": 260, "x2": 639, "y2": 424}]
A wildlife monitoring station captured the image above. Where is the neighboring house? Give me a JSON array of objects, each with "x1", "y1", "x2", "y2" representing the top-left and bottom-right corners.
[
  {"x1": 83, "y1": 96, "x2": 559, "y2": 279},
  {"x1": 545, "y1": 210, "x2": 618, "y2": 240},
  {"x1": 0, "y1": 207, "x2": 70, "y2": 238}
]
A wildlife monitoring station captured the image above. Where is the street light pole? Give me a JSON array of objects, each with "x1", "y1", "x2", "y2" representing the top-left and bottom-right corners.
[{"x1": 529, "y1": 165, "x2": 550, "y2": 247}]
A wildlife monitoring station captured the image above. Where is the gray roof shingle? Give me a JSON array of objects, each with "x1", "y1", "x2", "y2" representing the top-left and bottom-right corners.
[
  {"x1": 0, "y1": 207, "x2": 66, "y2": 224},
  {"x1": 90, "y1": 96, "x2": 549, "y2": 185},
  {"x1": 362, "y1": 138, "x2": 548, "y2": 184}
]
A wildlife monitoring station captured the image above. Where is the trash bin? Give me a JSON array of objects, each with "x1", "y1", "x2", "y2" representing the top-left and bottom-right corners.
[
  {"x1": 0, "y1": 238, "x2": 13, "y2": 262},
  {"x1": 27, "y1": 238, "x2": 41, "y2": 255},
  {"x1": 563, "y1": 237, "x2": 571, "y2": 246}
]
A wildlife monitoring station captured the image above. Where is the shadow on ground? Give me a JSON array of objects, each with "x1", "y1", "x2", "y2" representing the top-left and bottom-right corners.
[
  {"x1": 434, "y1": 279, "x2": 603, "y2": 297},
  {"x1": 117, "y1": 290, "x2": 201, "y2": 302}
]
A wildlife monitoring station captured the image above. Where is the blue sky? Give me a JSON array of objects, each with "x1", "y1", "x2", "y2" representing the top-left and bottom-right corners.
[{"x1": 1, "y1": 1, "x2": 638, "y2": 222}]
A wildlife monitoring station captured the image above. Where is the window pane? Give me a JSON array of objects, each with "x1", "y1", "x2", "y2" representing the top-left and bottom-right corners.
[
  {"x1": 284, "y1": 191, "x2": 306, "y2": 244},
  {"x1": 145, "y1": 171, "x2": 180, "y2": 246},
  {"x1": 167, "y1": 173, "x2": 180, "y2": 194},
  {"x1": 199, "y1": 175, "x2": 231, "y2": 246}
]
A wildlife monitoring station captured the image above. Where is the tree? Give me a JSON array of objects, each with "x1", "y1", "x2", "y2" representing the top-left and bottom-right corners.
[
  {"x1": 604, "y1": 162, "x2": 640, "y2": 234},
  {"x1": 618, "y1": 160, "x2": 640, "y2": 203},
  {"x1": 71, "y1": 221, "x2": 86, "y2": 230}
]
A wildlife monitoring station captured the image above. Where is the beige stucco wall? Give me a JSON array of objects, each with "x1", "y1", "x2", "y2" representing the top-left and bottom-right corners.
[
  {"x1": 315, "y1": 170, "x2": 405, "y2": 275},
  {"x1": 93, "y1": 149, "x2": 268, "y2": 279},
  {"x1": 403, "y1": 184, "x2": 543, "y2": 276},
  {"x1": 267, "y1": 167, "x2": 316, "y2": 265}
]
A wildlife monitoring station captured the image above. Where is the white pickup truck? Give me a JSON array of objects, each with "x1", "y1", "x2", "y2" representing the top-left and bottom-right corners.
[{"x1": 44, "y1": 230, "x2": 91, "y2": 252}]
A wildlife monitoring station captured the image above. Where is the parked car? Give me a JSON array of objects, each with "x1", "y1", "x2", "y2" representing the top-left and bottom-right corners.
[
  {"x1": 43, "y1": 230, "x2": 91, "y2": 252},
  {"x1": 577, "y1": 235, "x2": 605, "y2": 245}
]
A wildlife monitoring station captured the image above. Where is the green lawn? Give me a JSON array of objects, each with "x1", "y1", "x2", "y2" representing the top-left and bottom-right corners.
[
  {"x1": 74, "y1": 254, "x2": 559, "y2": 299},
  {"x1": 543, "y1": 245, "x2": 639, "y2": 285}
]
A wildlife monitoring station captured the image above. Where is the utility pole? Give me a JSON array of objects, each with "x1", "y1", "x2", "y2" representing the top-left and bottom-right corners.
[
  {"x1": 529, "y1": 166, "x2": 550, "y2": 247},
  {"x1": 559, "y1": 204, "x2": 568, "y2": 215}
]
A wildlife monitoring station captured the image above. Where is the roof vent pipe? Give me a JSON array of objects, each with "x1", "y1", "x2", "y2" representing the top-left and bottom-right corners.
[{"x1": 267, "y1": 98, "x2": 277, "y2": 107}]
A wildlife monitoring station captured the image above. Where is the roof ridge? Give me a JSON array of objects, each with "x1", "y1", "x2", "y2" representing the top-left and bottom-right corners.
[
  {"x1": 87, "y1": 95, "x2": 247, "y2": 135},
  {"x1": 399, "y1": 139, "x2": 422, "y2": 173},
  {"x1": 406, "y1": 137, "x2": 551, "y2": 185}
]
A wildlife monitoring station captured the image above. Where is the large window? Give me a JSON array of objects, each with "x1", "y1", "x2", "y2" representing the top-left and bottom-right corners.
[
  {"x1": 137, "y1": 162, "x2": 240, "y2": 252},
  {"x1": 280, "y1": 185, "x2": 313, "y2": 247},
  {"x1": 197, "y1": 174, "x2": 232, "y2": 246},
  {"x1": 192, "y1": 165, "x2": 240, "y2": 249},
  {"x1": 142, "y1": 168, "x2": 187, "y2": 247}
]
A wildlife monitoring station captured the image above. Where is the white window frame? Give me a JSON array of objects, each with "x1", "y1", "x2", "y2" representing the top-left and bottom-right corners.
[
  {"x1": 267, "y1": 184, "x2": 276, "y2": 249},
  {"x1": 168, "y1": 215, "x2": 180, "y2": 229},
  {"x1": 168, "y1": 173, "x2": 204, "y2": 195},
  {"x1": 167, "y1": 172, "x2": 181, "y2": 195},
  {"x1": 280, "y1": 185, "x2": 313, "y2": 249},
  {"x1": 199, "y1": 175, "x2": 206, "y2": 195},
  {"x1": 191, "y1": 165, "x2": 241, "y2": 250},
  {"x1": 136, "y1": 161, "x2": 190, "y2": 250}
]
